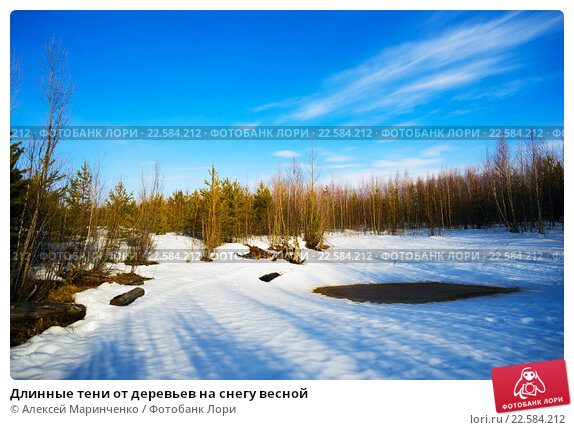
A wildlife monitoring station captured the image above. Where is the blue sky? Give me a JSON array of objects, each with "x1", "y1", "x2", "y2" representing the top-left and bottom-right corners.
[{"x1": 10, "y1": 10, "x2": 564, "y2": 194}]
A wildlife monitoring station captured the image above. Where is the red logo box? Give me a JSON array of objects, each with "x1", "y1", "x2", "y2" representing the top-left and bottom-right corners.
[{"x1": 492, "y1": 359, "x2": 570, "y2": 413}]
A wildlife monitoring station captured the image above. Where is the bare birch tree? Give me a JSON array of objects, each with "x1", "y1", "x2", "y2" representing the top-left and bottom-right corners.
[{"x1": 11, "y1": 36, "x2": 74, "y2": 301}]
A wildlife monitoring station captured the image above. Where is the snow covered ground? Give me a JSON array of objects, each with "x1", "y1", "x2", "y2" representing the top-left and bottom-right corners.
[{"x1": 10, "y1": 228, "x2": 564, "y2": 380}]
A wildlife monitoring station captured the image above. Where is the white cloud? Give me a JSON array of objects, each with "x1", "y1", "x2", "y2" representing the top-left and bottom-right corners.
[
  {"x1": 273, "y1": 150, "x2": 301, "y2": 158},
  {"x1": 326, "y1": 155, "x2": 355, "y2": 163}
]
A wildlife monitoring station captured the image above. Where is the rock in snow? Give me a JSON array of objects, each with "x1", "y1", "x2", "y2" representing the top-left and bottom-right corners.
[{"x1": 259, "y1": 272, "x2": 282, "y2": 282}]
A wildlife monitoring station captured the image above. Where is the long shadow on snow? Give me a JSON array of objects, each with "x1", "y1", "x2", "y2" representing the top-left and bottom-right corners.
[
  {"x1": 65, "y1": 303, "x2": 175, "y2": 379},
  {"x1": 224, "y1": 284, "x2": 556, "y2": 379},
  {"x1": 216, "y1": 286, "x2": 389, "y2": 378},
  {"x1": 62, "y1": 288, "x2": 296, "y2": 379},
  {"x1": 66, "y1": 338, "x2": 149, "y2": 379},
  {"x1": 168, "y1": 302, "x2": 298, "y2": 379}
]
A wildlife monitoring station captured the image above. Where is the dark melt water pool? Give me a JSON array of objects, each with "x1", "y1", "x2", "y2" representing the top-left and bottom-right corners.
[{"x1": 313, "y1": 282, "x2": 520, "y2": 304}]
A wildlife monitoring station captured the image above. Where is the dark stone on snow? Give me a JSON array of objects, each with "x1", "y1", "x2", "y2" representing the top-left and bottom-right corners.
[{"x1": 259, "y1": 272, "x2": 282, "y2": 282}]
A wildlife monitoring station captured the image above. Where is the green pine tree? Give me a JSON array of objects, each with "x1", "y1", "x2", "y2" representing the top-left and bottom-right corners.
[
  {"x1": 253, "y1": 181, "x2": 272, "y2": 235},
  {"x1": 10, "y1": 134, "x2": 29, "y2": 244}
]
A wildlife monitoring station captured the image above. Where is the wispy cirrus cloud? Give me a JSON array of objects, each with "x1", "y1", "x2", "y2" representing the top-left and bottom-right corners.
[
  {"x1": 327, "y1": 163, "x2": 362, "y2": 170},
  {"x1": 257, "y1": 11, "x2": 561, "y2": 123},
  {"x1": 420, "y1": 144, "x2": 456, "y2": 158},
  {"x1": 326, "y1": 155, "x2": 355, "y2": 163},
  {"x1": 452, "y1": 75, "x2": 556, "y2": 102},
  {"x1": 251, "y1": 96, "x2": 309, "y2": 113}
]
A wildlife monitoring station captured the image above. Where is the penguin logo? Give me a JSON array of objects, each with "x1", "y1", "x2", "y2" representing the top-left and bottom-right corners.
[{"x1": 513, "y1": 367, "x2": 546, "y2": 399}]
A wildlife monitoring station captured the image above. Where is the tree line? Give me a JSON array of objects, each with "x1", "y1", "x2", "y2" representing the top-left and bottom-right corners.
[{"x1": 144, "y1": 135, "x2": 563, "y2": 242}]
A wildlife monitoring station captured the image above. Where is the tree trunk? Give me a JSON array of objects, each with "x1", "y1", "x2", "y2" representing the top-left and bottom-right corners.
[
  {"x1": 10, "y1": 302, "x2": 86, "y2": 321},
  {"x1": 109, "y1": 287, "x2": 145, "y2": 306}
]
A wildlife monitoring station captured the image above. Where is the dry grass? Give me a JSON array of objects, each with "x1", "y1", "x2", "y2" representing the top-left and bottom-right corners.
[
  {"x1": 125, "y1": 260, "x2": 159, "y2": 266},
  {"x1": 305, "y1": 242, "x2": 330, "y2": 250},
  {"x1": 238, "y1": 245, "x2": 274, "y2": 260},
  {"x1": 11, "y1": 318, "x2": 67, "y2": 347},
  {"x1": 113, "y1": 272, "x2": 152, "y2": 285}
]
